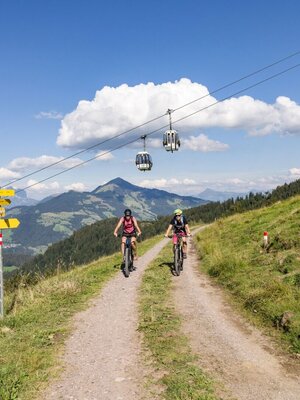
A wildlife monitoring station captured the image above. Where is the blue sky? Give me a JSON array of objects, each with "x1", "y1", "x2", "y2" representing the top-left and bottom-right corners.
[{"x1": 1, "y1": 0, "x2": 300, "y2": 199}]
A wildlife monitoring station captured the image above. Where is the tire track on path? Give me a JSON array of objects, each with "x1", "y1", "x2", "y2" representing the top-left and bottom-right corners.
[
  {"x1": 43, "y1": 238, "x2": 169, "y2": 400},
  {"x1": 173, "y1": 232, "x2": 300, "y2": 400}
]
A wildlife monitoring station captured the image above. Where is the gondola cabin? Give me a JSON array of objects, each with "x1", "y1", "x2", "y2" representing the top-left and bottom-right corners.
[
  {"x1": 163, "y1": 129, "x2": 180, "y2": 152},
  {"x1": 135, "y1": 151, "x2": 153, "y2": 171}
]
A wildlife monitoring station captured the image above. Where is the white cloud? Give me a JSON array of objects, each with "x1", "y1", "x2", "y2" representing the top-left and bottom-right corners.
[
  {"x1": 95, "y1": 150, "x2": 114, "y2": 161},
  {"x1": 35, "y1": 111, "x2": 63, "y2": 120},
  {"x1": 19, "y1": 180, "x2": 61, "y2": 200},
  {"x1": 57, "y1": 78, "x2": 300, "y2": 150},
  {"x1": 139, "y1": 178, "x2": 197, "y2": 189},
  {"x1": 289, "y1": 168, "x2": 300, "y2": 176},
  {"x1": 65, "y1": 182, "x2": 87, "y2": 192},
  {"x1": 181, "y1": 134, "x2": 229, "y2": 152},
  {"x1": 26, "y1": 179, "x2": 60, "y2": 191},
  {"x1": 209, "y1": 175, "x2": 291, "y2": 192},
  {"x1": 0, "y1": 168, "x2": 20, "y2": 181},
  {"x1": 8, "y1": 155, "x2": 83, "y2": 171}
]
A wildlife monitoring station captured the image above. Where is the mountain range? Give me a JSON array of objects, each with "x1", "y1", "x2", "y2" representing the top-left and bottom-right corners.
[
  {"x1": 197, "y1": 188, "x2": 247, "y2": 202},
  {"x1": 4, "y1": 177, "x2": 207, "y2": 254}
]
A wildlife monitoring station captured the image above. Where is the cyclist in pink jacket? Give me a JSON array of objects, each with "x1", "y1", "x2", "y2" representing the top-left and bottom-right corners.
[{"x1": 114, "y1": 209, "x2": 142, "y2": 260}]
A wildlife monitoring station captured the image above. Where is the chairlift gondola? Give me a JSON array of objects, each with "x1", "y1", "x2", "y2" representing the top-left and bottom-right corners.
[
  {"x1": 135, "y1": 135, "x2": 153, "y2": 171},
  {"x1": 163, "y1": 109, "x2": 180, "y2": 152}
]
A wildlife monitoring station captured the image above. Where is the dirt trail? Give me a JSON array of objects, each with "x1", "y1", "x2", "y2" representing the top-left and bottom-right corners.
[
  {"x1": 43, "y1": 238, "x2": 169, "y2": 400},
  {"x1": 173, "y1": 232, "x2": 300, "y2": 400}
]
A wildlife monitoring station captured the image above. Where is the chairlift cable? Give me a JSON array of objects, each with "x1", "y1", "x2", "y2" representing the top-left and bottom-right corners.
[
  {"x1": 2, "y1": 50, "x2": 300, "y2": 189},
  {"x1": 173, "y1": 50, "x2": 300, "y2": 113},
  {"x1": 10, "y1": 60, "x2": 300, "y2": 193}
]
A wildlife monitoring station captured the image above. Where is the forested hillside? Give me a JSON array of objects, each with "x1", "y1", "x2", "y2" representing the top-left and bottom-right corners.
[{"x1": 6, "y1": 178, "x2": 300, "y2": 288}]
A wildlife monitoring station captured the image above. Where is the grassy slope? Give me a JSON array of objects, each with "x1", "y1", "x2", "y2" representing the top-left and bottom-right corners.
[
  {"x1": 195, "y1": 196, "x2": 300, "y2": 353},
  {"x1": 0, "y1": 235, "x2": 161, "y2": 400}
]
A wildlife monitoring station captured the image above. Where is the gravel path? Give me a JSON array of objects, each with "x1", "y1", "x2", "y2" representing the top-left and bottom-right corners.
[
  {"x1": 43, "y1": 238, "x2": 169, "y2": 400},
  {"x1": 173, "y1": 231, "x2": 300, "y2": 400}
]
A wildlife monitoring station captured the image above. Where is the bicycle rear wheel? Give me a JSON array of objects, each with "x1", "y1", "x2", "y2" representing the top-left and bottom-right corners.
[{"x1": 124, "y1": 247, "x2": 130, "y2": 277}]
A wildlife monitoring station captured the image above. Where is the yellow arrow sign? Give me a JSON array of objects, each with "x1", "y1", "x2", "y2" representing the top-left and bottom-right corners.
[
  {"x1": 0, "y1": 218, "x2": 20, "y2": 229},
  {"x1": 0, "y1": 199, "x2": 11, "y2": 206},
  {"x1": 0, "y1": 208, "x2": 6, "y2": 217},
  {"x1": 0, "y1": 189, "x2": 15, "y2": 197}
]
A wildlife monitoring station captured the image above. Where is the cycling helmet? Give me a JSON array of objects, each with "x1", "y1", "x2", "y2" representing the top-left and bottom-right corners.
[
  {"x1": 174, "y1": 208, "x2": 182, "y2": 216},
  {"x1": 124, "y1": 208, "x2": 132, "y2": 216}
]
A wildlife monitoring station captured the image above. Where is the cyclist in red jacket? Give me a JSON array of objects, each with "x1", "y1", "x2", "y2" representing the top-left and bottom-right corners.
[{"x1": 114, "y1": 209, "x2": 142, "y2": 260}]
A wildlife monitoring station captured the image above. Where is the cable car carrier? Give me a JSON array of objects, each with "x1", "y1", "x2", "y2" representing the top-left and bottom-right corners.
[
  {"x1": 163, "y1": 109, "x2": 180, "y2": 152},
  {"x1": 135, "y1": 135, "x2": 153, "y2": 171}
]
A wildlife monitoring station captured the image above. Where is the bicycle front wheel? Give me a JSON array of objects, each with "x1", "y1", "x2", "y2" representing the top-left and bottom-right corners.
[
  {"x1": 174, "y1": 247, "x2": 181, "y2": 276},
  {"x1": 124, "y1": 247, "x2": 130, "y2": 277}
]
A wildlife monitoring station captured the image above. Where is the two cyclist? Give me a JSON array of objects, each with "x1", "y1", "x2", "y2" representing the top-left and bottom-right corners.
[
  {"x1": 165, "y1": 209, "x2": 191, "y2": 258},
  {"x1": 114, "y1": 208, "x2": 142, "y2": 260}
]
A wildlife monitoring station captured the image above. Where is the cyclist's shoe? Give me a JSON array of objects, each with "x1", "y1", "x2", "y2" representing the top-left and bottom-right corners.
[{"x1": 183, "y1": 253, "x2": 187, "y2": 259}]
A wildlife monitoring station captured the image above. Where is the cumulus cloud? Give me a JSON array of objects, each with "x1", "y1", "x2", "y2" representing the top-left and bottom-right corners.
[
  {"x1": 0, "y1": 168, "x2": 20, "y2": 181},
  {"x1": 139, "y1": 178, "x2": 197, "y2": 189},
  {"x1": 289, "y1": 168, "x2": 300, "y2": 176},
  {"x1": 22, "y1": 179, "x2": 62, "y2": 200},
  {"x1": 208, "y1": 175, "x2": 292, "y2": 192},
  {"x1": 8, "y1": 155, "x2": 83, "y2": 171},
  {"x1": 35, "y1": 111, "x2": 63, "y2": 120},
  {"x1": 65, "y1": 182, "x2": 87, "y2": 192},
  {"x1": 57, "y1": 78, "x2": 300, "y2": 150},
  {"x1": 181, "y1": 134, "x2": 229, "y2": 152},
  {"x1": 95, "y1": 150, "x2": 114, "y2": 161}
]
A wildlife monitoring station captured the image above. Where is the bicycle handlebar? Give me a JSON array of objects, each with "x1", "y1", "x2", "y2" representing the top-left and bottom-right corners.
[{"x1": 165, "y1": 233, "x2": 191, "y2": 238}]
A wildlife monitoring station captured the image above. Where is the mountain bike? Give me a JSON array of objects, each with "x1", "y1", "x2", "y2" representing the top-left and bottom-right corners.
[
  {"x1": 167, "y1": 233, "x2": 189, "y2": 276},
  {"x1": 123, "y1": 234, "x2": 135, "y2": 278},
  {"x1": 174, "y1": 233, "x2": 185, "y2": 276}
]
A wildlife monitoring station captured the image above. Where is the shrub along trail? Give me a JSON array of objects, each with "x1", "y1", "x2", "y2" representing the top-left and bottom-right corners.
[
  {"x1": 43, "y1": 238, "x2": 169, "y2": 400},
  {"x1": 173, "y1": 230, "x2": 300, "y2": 400}
]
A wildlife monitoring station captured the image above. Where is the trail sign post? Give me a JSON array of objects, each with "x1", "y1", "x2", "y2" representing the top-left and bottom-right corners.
[
  {"x1": 0, "y1": 219, "x2": 20, "y2": 229},
  {"x1": 0, "y1": 188, "x2": 18, "y2": 318},
  {"x1": 0, "y1": 189, "x2": 15, "y2": 197},
  {"x1": 263, "y1": 231, "x2": 269, "y2": 248},
  {"x1": 0, "y1": 199, "x2": 11, "y2": 206}
]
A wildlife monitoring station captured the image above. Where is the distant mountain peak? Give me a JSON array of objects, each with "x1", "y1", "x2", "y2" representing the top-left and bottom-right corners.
[
  {"x1": 93, "y1": 177, "x2": 140, "y2": 193},
  {"x1": 108, "y1": 177, "x2": 129, "y2": 185}
]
